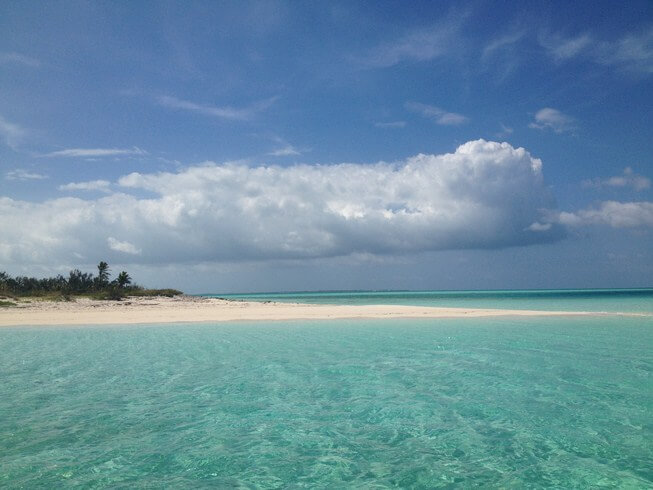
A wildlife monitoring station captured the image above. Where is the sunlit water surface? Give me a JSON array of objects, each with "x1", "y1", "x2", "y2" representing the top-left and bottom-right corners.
[{"x1": 1, "y1": 316, "x2": 651, "y2": 487}]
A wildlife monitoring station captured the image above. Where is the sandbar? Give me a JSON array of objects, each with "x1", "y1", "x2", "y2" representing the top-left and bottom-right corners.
[{"x1": 0, "y1": 295, "x2": 645, "y2": 327}]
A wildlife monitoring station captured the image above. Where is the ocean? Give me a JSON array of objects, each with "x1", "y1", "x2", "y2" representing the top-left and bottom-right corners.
[
  {"x1": 1, "y1": 290, "x2": 651, "y2": 487},
  {"x1": 216, "y1": 287, "x2": 653, "y2": 313}
]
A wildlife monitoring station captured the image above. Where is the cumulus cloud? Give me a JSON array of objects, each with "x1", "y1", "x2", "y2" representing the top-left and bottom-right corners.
[
  {"x1": 529, "y1": 108, "x2": 575, "y2": 133},
  {"x1": 5, "y1": 169, "x2": 48, "y2": 181},
  {"x1": 158, "y1": 95, "x2": 278, "y2": 120},
  {"x1": 582, "y1": 167, "x2": 651, "y2": 192},
  {"x1": 406, "y1": 102, "x2": 468, "y2": 125},
  {"x1": 44, "y1": 147, "x2": 147, "y2": 158},
  {"x1": 58, "y1": 180, "x2": 112, "y2": 192},
  {"x1": 0, "y1": 140, "x2": 563, "y2": 266},
  {"x1": 551, "y1": 201, "x2": 653, "y2": 228}
]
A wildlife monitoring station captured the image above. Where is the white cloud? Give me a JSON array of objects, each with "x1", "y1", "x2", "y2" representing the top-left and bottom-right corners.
[
  {"x1": 527, "y1": 222, "x2": 552, "y2": 232},
  {"x1": 483, "y1": 30, "x2": 526, "y2": 59},
  {"x1": 495, "y1": 123, "x2": 514, "y2": 139},
  {"x1": 481, "y1": 30, "x2": 527, "y2": 81},
  {"x1": 582, "y1": 167, "x2": 651, "y2": 192},
  {"x1": 359, "y1": 14, "x2": 464, "y2": 68},
  {"x1": 5, "y1": 169, "x2": 48, "y2": 181},
  {"x1": 107, "y1": 237, "x2": 142, "y2": 255},
  {"x1": 375, "y1": 121, "x2": 406, "y2": 129},
  {"x1": 267, "y1": 135, "x2": 304, "y2": 156},
  {"x1": 551, "y1": 201, "x2": 653, "y2": 228},
  {"x1": 541, "y1": 26, "x2": 653, "y2": 74},
  {"x1": 529, "y1": 108, "x2": 575, "y2": 133},
  {"x1": 540, "y1": 33, "x2": 593, "y2": 61},
  {"x1": 406, "y1": 102, "x2": 468, "y2": 125},
  {"x1": 58, "y1": 180, "x2": 112, "y2": 192},
  {"x1": 268, "y1": 145, "x2": 301, "y2": 157},
  {"x1": 0, "y1": 52, "x2": 40, "y2": 67},
  {"x1": 0, "y1": 115, "x2": 28, "y2": 150},
  {"x1": 0, "y1": 140, "x2": 562, "y2": 266},
  {"x1": 597, "y1": 26, "x2": 653, "y2": 74},
  {"x1": 158, "y1": 95, "x2": 278, "y2": 120},
  {"x1": 45, "y1": 147, "x2": 147, "y2": 158}
]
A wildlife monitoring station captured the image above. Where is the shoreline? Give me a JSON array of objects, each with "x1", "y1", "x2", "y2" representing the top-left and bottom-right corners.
[{"x1": 0, "y1": 295, "x2": 648, "y2": 327}]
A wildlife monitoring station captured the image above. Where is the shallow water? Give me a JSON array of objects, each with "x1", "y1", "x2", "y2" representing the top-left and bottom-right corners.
[
  {"x1": 1, "y1": 316, "x2": 651, "y2": 487},
  {"x1": 216, "y1": 288, "x2": 653, "y2": 313}
]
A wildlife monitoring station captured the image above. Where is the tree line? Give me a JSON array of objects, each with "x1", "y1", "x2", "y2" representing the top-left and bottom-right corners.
[{"x1": 0, "y1": 261, "x2": 133, "y2": 296}]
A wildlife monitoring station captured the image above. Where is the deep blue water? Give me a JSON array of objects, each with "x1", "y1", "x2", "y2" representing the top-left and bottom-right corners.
[
  {"x1": 215, "y1": 288, "x2": 653, "y2": 313},
  {"x1": 1, "y1": 315, "x2": 651, "y2": 488}
]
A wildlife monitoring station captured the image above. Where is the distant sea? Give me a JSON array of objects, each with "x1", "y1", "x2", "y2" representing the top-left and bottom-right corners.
[
  {"x1": 215, "y1": 287, "x2": 653, "y2": 313},
  {"x1": 1, "y1": 290, "x2": 651, "y2": 487}
]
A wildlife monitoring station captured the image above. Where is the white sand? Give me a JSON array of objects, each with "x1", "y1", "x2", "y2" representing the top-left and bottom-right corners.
[{"x1": 0, "y1": 295, "x2": 641, "y2": 327}]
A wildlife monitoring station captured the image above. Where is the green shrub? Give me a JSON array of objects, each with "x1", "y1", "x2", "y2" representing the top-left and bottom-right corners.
[
  {"x1": 0, "y1": 263, "x2": 183, "y2": 301},
  {"x1": 126, "y1": 288, "x2": 183, "y2": 298}
]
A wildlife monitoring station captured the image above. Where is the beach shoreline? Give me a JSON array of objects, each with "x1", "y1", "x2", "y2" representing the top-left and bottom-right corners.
[{"x1": 0, "y1": 295, "x2": 647, "y2": 327}]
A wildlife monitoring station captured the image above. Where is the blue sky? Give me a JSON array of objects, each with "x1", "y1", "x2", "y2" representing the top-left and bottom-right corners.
[{"x1": 1, "y1": 0, "x2": 652, "y2": 293}]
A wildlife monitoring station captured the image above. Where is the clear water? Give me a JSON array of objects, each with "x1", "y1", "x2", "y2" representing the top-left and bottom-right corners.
[
  {"x1": 215, "y1": 288, "x2": 653, "y2": 313},
  {"x1": 1, "y1": 316, "x2": 651, "y2": 488}
]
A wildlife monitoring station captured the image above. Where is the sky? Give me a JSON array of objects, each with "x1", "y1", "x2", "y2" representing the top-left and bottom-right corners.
[{"x1": 1, "y1": 0, "x2": 652, "y2": 293}]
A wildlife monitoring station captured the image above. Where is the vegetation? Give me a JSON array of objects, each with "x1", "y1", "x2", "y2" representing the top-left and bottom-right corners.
[{"x1": 0, "y1": 262, "x2": 182, "y2": 301}]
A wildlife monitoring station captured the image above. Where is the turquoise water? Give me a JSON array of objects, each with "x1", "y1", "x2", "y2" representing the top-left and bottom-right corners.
[
  {"x1": 1, "y1": 316, "x2": 651, "y2": 487},
  {"x1": 216, "y1": 288, "x2": 653, "y2": 313}
]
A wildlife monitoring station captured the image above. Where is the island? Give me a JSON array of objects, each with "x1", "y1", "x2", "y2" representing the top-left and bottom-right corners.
[{"x1": 1, "y1": 262, "x2": 645, "y2": 327}]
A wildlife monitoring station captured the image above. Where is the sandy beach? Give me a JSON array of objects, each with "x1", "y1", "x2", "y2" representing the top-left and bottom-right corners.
[{"x1": 0, "y1": 295, "x2": 642, "y2": 327}]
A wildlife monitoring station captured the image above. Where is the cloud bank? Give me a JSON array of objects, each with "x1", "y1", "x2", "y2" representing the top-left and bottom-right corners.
[{"x1": 0, "y1": 140, "x2": 563, "y2": 266}]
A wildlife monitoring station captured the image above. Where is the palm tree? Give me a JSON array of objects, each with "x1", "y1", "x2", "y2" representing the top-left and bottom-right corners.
[
  {"x1": 69, "y1": 269, "x2": 94, "y2": 293},
  {"x1": 117, "y1": 271, "x2": 131, "y2": 288},
  {"x1": 96, "y1": 261, "x2": 110, "y2": 288}
]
